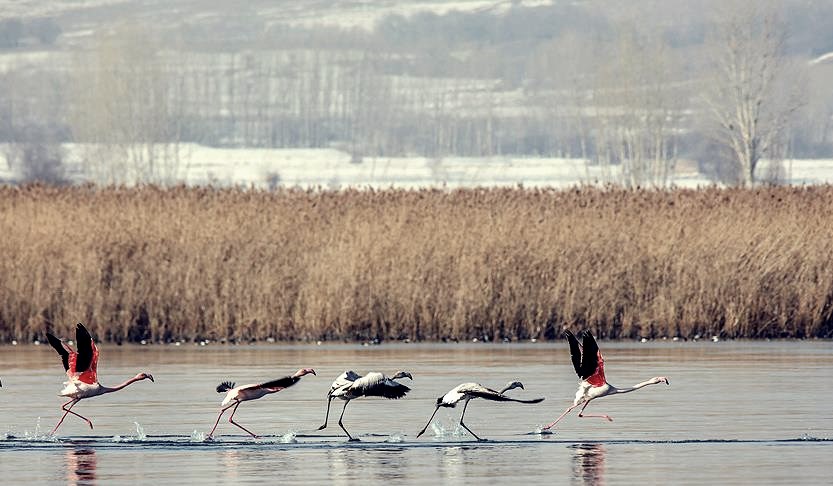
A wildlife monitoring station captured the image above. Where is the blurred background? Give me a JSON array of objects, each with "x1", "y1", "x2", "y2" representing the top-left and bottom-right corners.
[{"x1": 1, "y1": 0, "x2": 832, "y2": 188}]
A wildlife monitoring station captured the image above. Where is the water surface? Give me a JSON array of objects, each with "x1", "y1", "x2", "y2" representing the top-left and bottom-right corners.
[{"x1": 1, "y1": 341, "x2": 830, "y2": 484}]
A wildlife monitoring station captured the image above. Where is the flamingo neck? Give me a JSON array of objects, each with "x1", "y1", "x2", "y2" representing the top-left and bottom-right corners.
[
  {"x1": 100, "y1": 375, "x2": 145, "y2": 394},
  {"x1": 609, "y1": 378, "x2": 662, "y2": 395}
]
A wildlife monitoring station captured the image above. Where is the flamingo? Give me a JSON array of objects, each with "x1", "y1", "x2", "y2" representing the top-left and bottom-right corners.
[
  {"x1": 542, "y1": 330, "x2": 669, "y2": 431},
  {"x1": 317, "y1": 370, "x2": 412, "y2": 441},
  {"x1": 416, "y1": 381, "x2": 544, "y2": 441},
  {"x1": 46, "y1": 323, "x2": 154, "y2": 435},
  {"x1": 208, "y1": 368, "x2": 316, "y2": 439}
]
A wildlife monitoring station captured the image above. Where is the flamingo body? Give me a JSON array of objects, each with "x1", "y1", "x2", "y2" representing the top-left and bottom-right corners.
[
  {"x1": 208, "y1": 368, "x2": 316, "y2": 439},
  {"x1": 317, "y1": 370, "x2": 412, "y2": 441},
  {"x1": 45, "y1": 323, "x2": 154, "y2": 435},
  {"x1": 542, "y1": 330, "x2": 669, "y2": 431},
  {"x1": 417, "y1": 381, "x2": 544, "y2": 441}
]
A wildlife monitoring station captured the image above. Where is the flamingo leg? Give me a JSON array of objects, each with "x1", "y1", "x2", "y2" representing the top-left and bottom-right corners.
[
  {"x1": 542, "y1": 401, "x2": 583, "y2": 430},
  {"x1": 577, "y1": 400, "x2": 613, "y2": 422},
  {"x1": 227, "y1": 402, "x2": 260, "y2": 438},
  {"x1": 458, "y1": 399, "x2": 484, "y2": 441},
  {"x1": 317, "y1": 396, "x2": 333, "y2": 430},
  {"x1": 207, "y1": 401, "x2": 238, "y2": 438},
  {"x1": 51, "y1": 399, "x2": 93, "y2": 435},
  {"x1": 337, "y1": 400, "x2": 357, "y2": 441},
  {"x1": 416, "y1": 406, "x2": 441, "y2": 438}
]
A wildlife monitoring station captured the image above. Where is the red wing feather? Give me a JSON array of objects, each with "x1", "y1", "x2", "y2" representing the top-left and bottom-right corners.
[
  {"x1": 72, "y1": 324, "x2": 99, "y2": 384},
  {"x1": 579, "y1": 330, "x2": 606, "y2": 386}
]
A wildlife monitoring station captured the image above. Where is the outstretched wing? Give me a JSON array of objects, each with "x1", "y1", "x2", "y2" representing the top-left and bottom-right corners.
[
  {"x1": 73, "y1": 323, "x2": 99, "y2": 384},
  {"x1": 46, "y1": 332, "x2": 72, "y2": 372},
  {"x1": 256, "y1": 375, "x2": 299, "y2": 390},
  {"x1": 348, "y1": 372, "x2": 410, "y2": 399},
  {"x1": 459, "y1": 383, "x2": 544, "y2": 404},
  {"x1": 329, "y1": 370, "x2": 361, "y2": 394},
  {"x1": 579, "y1": 330, "x2": 606, "y2": 386},
  {"x1": 45, "y1": 324, "x2": 99, "y2": 384},
  {"x1": 564, "y1": 330, "x2": 583, "y2": 378}
]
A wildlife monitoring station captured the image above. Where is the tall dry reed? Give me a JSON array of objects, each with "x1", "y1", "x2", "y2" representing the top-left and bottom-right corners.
[{"x1": 1, "y1": 184, "x2": 831, "y2": 342}]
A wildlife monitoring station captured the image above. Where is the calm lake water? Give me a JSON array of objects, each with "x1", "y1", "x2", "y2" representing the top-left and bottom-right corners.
[{"x1": 1, "y1": 341, "x2": 831, "y2": 484}]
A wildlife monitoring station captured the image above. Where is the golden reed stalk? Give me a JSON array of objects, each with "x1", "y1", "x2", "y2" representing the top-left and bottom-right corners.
[{"x1": 1, "y1": 184, "x2": 831, "y2": 342}]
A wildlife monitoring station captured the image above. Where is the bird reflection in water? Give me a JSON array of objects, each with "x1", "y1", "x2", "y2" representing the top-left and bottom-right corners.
[
  {"x1": 66, "y1": 448, "x2": 97, "y2": 485},
  {"x1": 570, "y1": 443, "x2": 606, "y2": 485}
]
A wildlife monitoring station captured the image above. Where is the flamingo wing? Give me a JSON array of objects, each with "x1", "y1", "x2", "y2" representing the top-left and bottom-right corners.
[
  {"x1": 564, "y1": 330, "x2": 584, "y2": 378},
  {"x1": 46, "y1": 332, "x2": 73, "y2": 372},
  {"x1": 458, "y1": 383, "x2": 509, "y2": 401},
  {"x1": 329, "y1": 370, "x2": 361, "y2": 393},
  {"x1": 256, "y1": 375, "x2": 299, "y2": 390},
  {"x1": 73, "y1": 323, "x2": 99, "y2": 384},
  {"x1": 348, "y1": 372, "x2": 410, "y2": 399},
  {"x1": 579, "y1": 330, "x2": 606, "y2": 386}
]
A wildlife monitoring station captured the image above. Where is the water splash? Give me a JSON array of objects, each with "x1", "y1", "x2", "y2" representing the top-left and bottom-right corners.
[
  {"x1": 134, "y1": 422, "x2": 147, "y2": 440},
  {"x1": 111, "y1": 422, "x2": 148, "y2": 443},
  {"x1": 385, "y1": 433, "x2": 405, "y2": 443},
  {"x1": 277, "y1": 431, "x2": 298, "y2": 444},
  {"x1": 533, "y1": 425, "x2": 555, "y2": 435},
  {"x1": 20, "y1": 418, "x2": 58, "y2": 442},
  {"x1": 190, "y1": 430, "x2": 208, "y2": 442}
]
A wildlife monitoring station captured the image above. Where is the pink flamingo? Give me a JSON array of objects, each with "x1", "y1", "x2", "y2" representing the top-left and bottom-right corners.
[
  {"x1": 416, "y1": 381, "x2": 544, "y2": 441},
  {"x1": 208, "y1": 368, "x2": 316, "y2": 439},
  {"x1": 46, "y1": 323, "x2": 154, "y2": 435},
  {"x1": 543, "y1": 330, "x2": 669, "y2": 430}
]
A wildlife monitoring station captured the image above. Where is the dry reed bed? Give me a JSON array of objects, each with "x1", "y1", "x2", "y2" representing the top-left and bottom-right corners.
[{"x1": 1, "y1": 184, "x2": 832, "y2": 342}]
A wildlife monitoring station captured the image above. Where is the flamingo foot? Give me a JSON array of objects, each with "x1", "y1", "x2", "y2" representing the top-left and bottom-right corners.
[{"x1": 347, "y1": 437, "x2": 361, "y2": 442}]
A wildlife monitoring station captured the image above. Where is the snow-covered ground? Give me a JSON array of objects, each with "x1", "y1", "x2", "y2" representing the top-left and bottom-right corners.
[{"x1": 3, "y1": 143, "x2": 833, "y2": 189}]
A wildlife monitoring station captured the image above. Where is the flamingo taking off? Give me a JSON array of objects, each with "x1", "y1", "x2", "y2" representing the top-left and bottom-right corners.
[
  {"x1": 46, "y1": 323, "x2": 154, "y2": 435},
  {"x1": 416, "y1": 381, "x2": 544, "y2": 441},
  {"x1": 542, "y1": 330, "x2": 669, "y2": 431},
  {"x1": 208, "y1": 368, "x2": 316, "y2": 439},
  {"x1": 317, "y1": 370, "x2": 412, "y2": 441}
]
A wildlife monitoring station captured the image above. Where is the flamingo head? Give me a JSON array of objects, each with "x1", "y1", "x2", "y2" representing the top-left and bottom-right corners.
[
  {"x1": 497, "y1": 381, "x2": 525, "y2": 394},
  {"x1": 504, "y1": 381, "x2": 524, "y2": 391},
  {"x1": 295, "y1": 368, "x2": 317, "y2": 377},
  {"x1": 655, "y1": 376, "x2": 670, "y2": 385},
  {"x1": 137, "y1": 373, "x2": 154, "y2": 382},
  {"x1": 392, "y1": 371, "x2": 412, "y2": 380}
]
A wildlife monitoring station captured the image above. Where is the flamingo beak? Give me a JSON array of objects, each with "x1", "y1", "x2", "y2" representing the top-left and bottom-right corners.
[
  {"x1": 147, "y1": 374, "x2": 155, "y2": 382},
  {"x1": 664, "y1": 378, "x2": 670, "y2": 385},
  {"x1": 310, "y1": 369, "x2": 317, "y2": 376}
]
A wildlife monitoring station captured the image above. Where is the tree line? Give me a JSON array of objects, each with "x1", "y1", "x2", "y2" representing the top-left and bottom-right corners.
[{"x1": 1, "y1": 1, "x2": 832, "y2": 187}]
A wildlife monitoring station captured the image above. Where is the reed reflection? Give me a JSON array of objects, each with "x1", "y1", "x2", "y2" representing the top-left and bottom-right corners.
[
  {"x1": 66, "y1": 448, "x2": 97, "y2": 485},
  {"x1": 570, "y1": 443, "x2": 606, "y2": 485}
]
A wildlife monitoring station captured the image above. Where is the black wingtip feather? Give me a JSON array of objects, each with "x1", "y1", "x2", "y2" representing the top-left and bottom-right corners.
[
  {"x1": 46, "y1": 332, "x2": 70, "y2": 371},
  {"x1": 217, "y1": 381, "x2": 235, "y2": 393}
]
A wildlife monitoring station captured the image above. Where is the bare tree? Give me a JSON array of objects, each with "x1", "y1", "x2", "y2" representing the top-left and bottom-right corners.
[{"x1": 703, "y1": 2, "x2": 803, "y2": 186}]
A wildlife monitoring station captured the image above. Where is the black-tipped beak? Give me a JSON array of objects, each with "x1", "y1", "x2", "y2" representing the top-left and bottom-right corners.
[{"x1": 147, "y1": 374, "x2": 155, "y2": 382}]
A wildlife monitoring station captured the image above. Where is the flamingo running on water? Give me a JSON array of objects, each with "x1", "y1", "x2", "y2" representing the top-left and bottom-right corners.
[
  {"x1": 542, "y1": 330, "x2": 669, "y2": 431},
  {"x1": 416, "y1": 381, "x2": 544, "y2": 441},
  {"x1": 46, "y1": 323, "x2": 154, "y2": 435},
  {"x1": 317, "y1": 370, "x2": 412, "y2": 441},
  {"x1": 208, "y1": 368, "x2": 316, "y2": 439}
]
